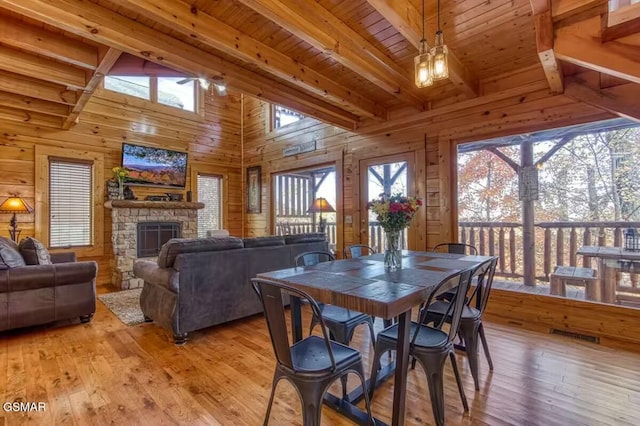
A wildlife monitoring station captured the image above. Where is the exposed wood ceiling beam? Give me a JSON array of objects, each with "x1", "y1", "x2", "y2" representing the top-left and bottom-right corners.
[
  {"x1": 237, "y1": 0, "x2": 426, "y2": 109},
  {"x1": 0, "y1": 0, "x2": 360, "y2": 130},
  {"x1": 365, "y1": 0, "x2": 479, "y2": 98},
  {"x1": 64, "y1": 48, "x2": 121, "y2": 130},
  {"x1": 551, "y1": 0, "x2": 609, "y2": 26},
  {"x1": 531, "y1": 1, "x2": 564, "y2": 93},
  {"x1": 0, "y1": 14, "x2": 98, "y2": 69},
  {"x1": 0, "y1": 45, "x2": 86, "y2": 89},
  {"x1": 0, "y1": 70, "x2": 77, "y2": 104},
  {"x1": 601, "y1": 16, "x2": 640, "y2": 42},
  {"x1": 564, "y1": 76, "x2": 640, "y2": 121},
  {"x1": 554, "y1": 16, "x2": 640, "y2": 84},
  {"x1": 110, "y1": 0, "x2": 386, "y2": 121},
  {"x1": 0, "y1": 90, "x2": 70, "y2": 116}
]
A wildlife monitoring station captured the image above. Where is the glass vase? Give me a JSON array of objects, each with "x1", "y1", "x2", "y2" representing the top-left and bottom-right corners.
[
  {"x1": 118, "y1": 181, "x2": 125, "y2": 200},
  {"x1": 384, "y1": 229, "x2": 402, "y2": 271}
]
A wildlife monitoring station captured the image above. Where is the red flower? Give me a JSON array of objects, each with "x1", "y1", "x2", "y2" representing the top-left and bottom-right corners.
[{"x1": 417, "y1": 199, "x2": 423, "y2": 206}]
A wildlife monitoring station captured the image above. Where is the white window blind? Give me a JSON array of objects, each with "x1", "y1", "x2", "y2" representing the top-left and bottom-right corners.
[
  {"x1": 49, "y1": 160, "x2": 93, "y2": 247},
  {"x1": 197, "y1": 174, "x2": 222, "y2": 238}
]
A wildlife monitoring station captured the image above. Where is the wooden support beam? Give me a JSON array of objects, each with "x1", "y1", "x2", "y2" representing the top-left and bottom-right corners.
[
  {"x1": 365, "y1": 0, "x2": 479, "y2": 98},
  {"x1": 552, "y1": 0, "x2": 609, "y2": 26},
  {"x1": 0, "y1": 0, "x2": 359, "y2": 130},
  {"x1": 564, "y1": 77, "x2": 640, "y2": 121},
  {"x1": 0, "y1": 45, "x2": 86, "y2": 89},
  {"x1": 487, "y1": 148, "x2": 520, "y2": 172},
  {"x1": 601, "y1": 16, "x2": 640, "y2": 42},
  {"x1": 0, "y1": 90, "x2": 70, "y2": 117},
  {"x1": 237, "y1": 0, "x2": 426, "y2": 109},
  {"x1": 534, "y1": 9, "x2": 564, "y2": 93},
  {"x1": 554, "y1": 16, "x2": 640, "y2": 84},
  {"x1": 110, "y1": 0, "x2": 386, "y2": 120},
  {"x1": 0, "y1": 70, "x2": 77, "y2": 104},
  {"x1": 63, "y1": 49, "x2": 121, "y2": 129},
  {"x1": 0, "y1": 14, "x2": 98, "y2": 69}
]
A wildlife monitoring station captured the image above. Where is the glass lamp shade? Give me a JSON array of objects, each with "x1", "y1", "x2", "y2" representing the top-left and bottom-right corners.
[
  {"x1": 431, "y1": 31, "x2": 449, "y2": 81},
  {"x1": 307, "y1": 197, "x2": 335, "y2": 213},
  {"x1": 0, "y1": 196, "x2": 33, "y2": 213},
  {"x1": 414, "y1": 41, "x2": 433, "y2": 88}
]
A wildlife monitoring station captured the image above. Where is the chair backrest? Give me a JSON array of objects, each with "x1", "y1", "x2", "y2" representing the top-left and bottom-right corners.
[
  {"x1": 294, "y1": 250, "x2": 335, "y2": 266},
  {"x1": 469, "y1": 257, "x2": 498, "y2": 314},
  {"x1": 343, "y1": 244, "x2": 376, "y2": 259},
  {"x1": 432, "y1": 243, "x2": 478, "y2": 255},
  {"x1": 251, "y1": 278, "x2": 336, "y2": 371},
  {"x1": 413, "y1": 268, "x2": 473, "y2": 345}
]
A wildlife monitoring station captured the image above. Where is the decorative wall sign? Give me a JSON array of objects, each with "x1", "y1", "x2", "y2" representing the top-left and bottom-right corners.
[
  {"x1": 247, "y1": 166, "x2": 262, "y2": 213},
  {"x1": 107, "y1": 180, "x2": 120, "y2": 200},
  {"x1": 518, "y1": 166, "x2": 539, "y2": 201},
  {"x1": 283, "y1": 140, "x2": 316, "y2": 157}
]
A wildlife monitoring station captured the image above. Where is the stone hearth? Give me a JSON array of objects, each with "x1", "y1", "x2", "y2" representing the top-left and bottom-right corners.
[{"x1": 105, "y1": 200, "x2": 204, "y2": 289}]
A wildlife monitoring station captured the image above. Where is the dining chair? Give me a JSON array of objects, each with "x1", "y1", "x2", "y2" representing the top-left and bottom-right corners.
[
  {"x1": 251, "y1": 278, "x2": 373, "y2": 426},
  {"x1": 343, "y1": 244, "x2": 376, "y2": 259},
  {"x1": 432, "y1": 242, "x2": 478, "y2": 255},
  {"x1": 368, "y1": 268, "x2": 474, "y2": 426},
  {"x1": 420, "y1": 257, "x2": 498, "y2": 391}
]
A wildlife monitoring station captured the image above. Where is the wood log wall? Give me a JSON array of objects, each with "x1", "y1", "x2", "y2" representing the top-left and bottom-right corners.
[
  {"x1": 242, "y1": 67, "x2": 614, "y2": 255},
  {"x1": 0, "y1": 87, "x2": 242, "y2": 285}
]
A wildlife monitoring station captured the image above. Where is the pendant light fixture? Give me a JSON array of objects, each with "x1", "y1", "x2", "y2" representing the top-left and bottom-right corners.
[
  {"x1": 431, "y1": 0, "x2": 449, "y2": 80},
  {"x1": 414, "y1": 0, "x2": 433, "y2": 88}
]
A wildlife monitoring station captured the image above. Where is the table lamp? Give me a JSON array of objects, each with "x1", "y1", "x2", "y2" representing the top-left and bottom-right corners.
[
  {"x1": 0, "y1": 196, "x2": 34, "y2": 242},
  {"x1": 307, "y1": 197, "x2": 335, "y2": 233}
]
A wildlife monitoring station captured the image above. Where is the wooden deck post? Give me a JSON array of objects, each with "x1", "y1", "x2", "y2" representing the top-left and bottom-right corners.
[{"x1": 522, "y1": 140, "x2": 536, "y2": 285}]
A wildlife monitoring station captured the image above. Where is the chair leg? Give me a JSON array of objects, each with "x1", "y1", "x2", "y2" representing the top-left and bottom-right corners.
[
  {"x1": 418, "y1": 352, "x2": 447, "y2": 426},
  {"x1": 368, "y1": 343, "x2": 385, "y2": 401},
  {"x1": 296, "y1": 377, "x2": 328, "y2": 426},
  {"x1": 478, "y1": 322, "x2": 494, "y2": 371},
  {"x1": 449, "y1": 352, "x2": 469, "y2": 412},
  {"x1": 263, "y1": 369, "x2": 281, "y2": 426},
  {"x1": 460, "y1": 321, "x2": 481, "y2": 391},
  {"x1": 366, "y1": 319, "x2": 376, "y2": 348},
  {"x1": 352, "y1": 363, "x2": 375, "y2": 425}
]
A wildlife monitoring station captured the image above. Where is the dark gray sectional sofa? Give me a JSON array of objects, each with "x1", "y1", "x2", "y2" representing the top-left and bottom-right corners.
[{"x1": 133, "y1": 233, "x2": 327, "y2": 344}]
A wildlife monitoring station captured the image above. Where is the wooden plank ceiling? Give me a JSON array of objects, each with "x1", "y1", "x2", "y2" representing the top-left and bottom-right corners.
[{"x1": 0, "y1": 0, "x2": 638, "y2": 131}]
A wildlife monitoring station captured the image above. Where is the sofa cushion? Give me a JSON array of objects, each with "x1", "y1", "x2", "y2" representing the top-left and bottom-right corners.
[
  {"x1": 0, "y1": 236, "x2": 19, "y2": 251},
  {"x1": 157, "y1": 237, "x2": 244, "y2": 268},
  {"x1": 19, "y1": 237, "x2": 52, "y2": 265},
  {"x1": 284, "y1": 233, "x2": 327, "y2": 244},
  {"x1": 243, "y1": 236, "x2": 285, "y2": 248},
  {"x1": 0, "y1": 243, "x2": 26, "y2": 270}
]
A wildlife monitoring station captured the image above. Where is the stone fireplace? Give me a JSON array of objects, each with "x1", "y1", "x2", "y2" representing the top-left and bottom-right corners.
[{"x1": 105, "y1": 200, "x2": 204, "y2": 289}]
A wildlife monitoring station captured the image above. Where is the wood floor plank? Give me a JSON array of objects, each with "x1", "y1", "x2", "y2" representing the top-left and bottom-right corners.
[{"x1": 2, "y1": 298, "x2": 640, "y2": 425}]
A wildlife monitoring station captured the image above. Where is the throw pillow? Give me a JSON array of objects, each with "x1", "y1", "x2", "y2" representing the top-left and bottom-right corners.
[
  {"x1": 19, "y1": 237, "x2": 52, "y2": 265},
  {"x1": 0, "y1": 243, "x2": 26, "y2": 269}
]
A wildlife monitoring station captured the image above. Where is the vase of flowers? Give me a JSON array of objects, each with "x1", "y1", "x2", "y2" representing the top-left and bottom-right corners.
[
  {"x1": 112, "y1": 166, "x2": 128, "y2": 200},
  {"x1": 367, "y1": 193, "x2": 422, "y2": 271}
]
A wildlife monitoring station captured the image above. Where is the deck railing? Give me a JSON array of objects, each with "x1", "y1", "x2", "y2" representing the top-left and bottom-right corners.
[{"x1": 459, "y1": 221, "x2": 640, "y2": 282}]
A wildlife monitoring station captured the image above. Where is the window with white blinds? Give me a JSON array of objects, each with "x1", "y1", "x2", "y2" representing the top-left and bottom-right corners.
[
  {"x1": 197, "y1": 174, "x2": 222, "y2": 238},
  {"x1": 49, "y1": 160, "x2": 93, "y2": 247}
]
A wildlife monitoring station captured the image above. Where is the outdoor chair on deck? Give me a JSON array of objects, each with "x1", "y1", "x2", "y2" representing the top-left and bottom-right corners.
[
  {"x1": 368, "y1": 268, "x2": 474, "y2": 426},
  {"x1": 343, "y1": 244, "x2": 376, "y2": 259},
  {"x1": 251, "y1": 278, "x2": 373, "y2": 426},
  {"x1": 419, "y1": 257, "x2": 498, "y2": 391}
]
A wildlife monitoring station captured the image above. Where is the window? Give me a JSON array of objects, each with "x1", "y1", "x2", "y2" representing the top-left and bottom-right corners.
[
  {"x1": 35, "y1": 147, "x2": 104, "y2": 256},
  {"x1": 273, "y1": 105, "x2": 305, "y2": 129},
  {"x1": 197, "y1": 174, "x2": 223, "y2": 238},
  {"x1": 49, "y1": 160, "x2": 93, "y2": 247},
  {"x1": 104, "y1": 76, "x2": 197, "y2": 112}
]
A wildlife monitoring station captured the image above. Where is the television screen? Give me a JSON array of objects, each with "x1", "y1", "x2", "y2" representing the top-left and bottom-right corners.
[{"x1": 121, "y1": 143, "x2": 188, "y2": 188}]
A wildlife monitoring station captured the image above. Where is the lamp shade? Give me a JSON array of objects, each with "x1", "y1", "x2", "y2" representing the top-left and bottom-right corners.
[
  {"x1": 307, "y1": 197, "x2": 335, "y2": 213},
  {"x1": 0, "y1": 196, "x2": 33, "y2": 213}
]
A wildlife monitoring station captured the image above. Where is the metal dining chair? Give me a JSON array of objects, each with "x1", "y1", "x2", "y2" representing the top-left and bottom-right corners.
[
  {"x1": 343, "y1": 244, "x2": 376, "y2": 259},
  {"x1": 420, "y1": 257, "x2": 498, "y2": 391},
  {"x1": 368, "y1": 268, "x2": 473, "y2": 426},
  {"x1": 433, "y1": 242, "x2": 478, "y2": 255},
  {"x1": 251, "y1": 278, "x2": 373, "y2": 426}
]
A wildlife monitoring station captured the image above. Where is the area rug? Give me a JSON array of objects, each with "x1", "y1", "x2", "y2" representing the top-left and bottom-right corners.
[{"x1": 98, "y1": 288, "x2": 145, "y2": 326}]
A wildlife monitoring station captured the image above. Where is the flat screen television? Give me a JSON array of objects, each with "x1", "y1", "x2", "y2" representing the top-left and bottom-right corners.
[{"x1": 121, "y1": 143, "x2": 188, "y2": 188}]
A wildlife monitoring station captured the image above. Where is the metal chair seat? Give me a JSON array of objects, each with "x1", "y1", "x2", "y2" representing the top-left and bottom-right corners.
[
  {"x1": 291, "y1": 335, "x2": 361, "y2": 374},
  {"x1": 377, "y1": 322, "x2": 449, "y2": 349}
]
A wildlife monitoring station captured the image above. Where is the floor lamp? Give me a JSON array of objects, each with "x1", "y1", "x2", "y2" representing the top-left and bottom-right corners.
[
  {"x1": 0, "y1": 196, "x2": 34, "y2": 242},
  {"x1": 308, "y1": 197, "x2": 335, "y2": 233}
]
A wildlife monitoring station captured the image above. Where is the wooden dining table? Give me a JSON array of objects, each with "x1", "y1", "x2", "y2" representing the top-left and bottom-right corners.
[
  {"x1": 577, "y1": 245, "x2": 640, "y2": 304},
  {"x1": 257, "y1": 250, "x2": 494, "y2": 426}
]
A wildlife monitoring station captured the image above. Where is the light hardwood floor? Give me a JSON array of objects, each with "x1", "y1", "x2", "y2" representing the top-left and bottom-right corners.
[{"x1": 2, "y1": 298, "x2": 640, "y2": 425}]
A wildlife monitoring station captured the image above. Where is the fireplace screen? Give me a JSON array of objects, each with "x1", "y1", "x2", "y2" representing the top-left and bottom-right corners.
[{"x1": 137, "y1": 222, "x2": 181, "y2": 257}]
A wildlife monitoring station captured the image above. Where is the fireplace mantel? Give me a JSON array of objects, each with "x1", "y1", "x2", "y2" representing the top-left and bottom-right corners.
[{"x1": 105, "y1": 200, "x2": 205, "y2": 209}]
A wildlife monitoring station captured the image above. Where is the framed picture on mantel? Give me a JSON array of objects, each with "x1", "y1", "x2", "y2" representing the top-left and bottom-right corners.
[{"x1": 247, "y1": 166, "x2": 261, "y2": 214}]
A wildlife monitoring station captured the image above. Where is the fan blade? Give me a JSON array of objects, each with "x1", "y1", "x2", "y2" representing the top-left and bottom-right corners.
[{"x1": 177, "y1": 78, "x2": 193, "y2": 85}]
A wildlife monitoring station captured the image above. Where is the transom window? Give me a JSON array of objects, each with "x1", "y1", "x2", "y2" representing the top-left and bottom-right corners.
[
  {"x1": 104, "y1": 76, "x2": 197, "y2": 112},
  {"x1": 197, "y1": 174, "x2": 223, "y2": 238},
  {"x1": 273, "y1": 105, "x2": 305, "y2": 129}
]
